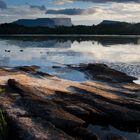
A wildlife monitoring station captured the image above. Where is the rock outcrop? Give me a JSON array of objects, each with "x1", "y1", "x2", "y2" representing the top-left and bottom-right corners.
[
  {"x1": 0, "y1": 65, "x2": 140, "y2": 140},
  {"x1": 69, "y1": 63, "x2": 137, "y2": 83}
]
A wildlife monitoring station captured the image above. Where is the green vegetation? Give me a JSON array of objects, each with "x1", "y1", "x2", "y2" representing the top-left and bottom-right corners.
[
  {"x1": 0, "y1": 87, "x2": 5, "y2": 94},
  {"x1": 0, "y1": 109, "x2": 8, "y2": 140},
  {"x1": 0, "y1": 22, "x2": 140, "y2": 35},
  {"x1": 16, "y1": 65, "x2": 40, "y2": 72},
  {"x1": 11, "y1": 93, "x2": 20, "y2": 100}
]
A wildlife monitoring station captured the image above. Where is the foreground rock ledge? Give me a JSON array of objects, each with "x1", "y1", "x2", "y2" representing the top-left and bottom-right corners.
[{"x1": 0, "y1": 65, "x2": 140, "y2": 140}]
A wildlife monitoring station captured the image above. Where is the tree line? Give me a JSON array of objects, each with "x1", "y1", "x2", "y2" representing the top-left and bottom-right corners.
[{"x1": 0, "y1": 22, "x2": 140, "y2": 35}]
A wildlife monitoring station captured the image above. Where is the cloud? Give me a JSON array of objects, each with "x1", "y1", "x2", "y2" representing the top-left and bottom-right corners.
[
  {"x1": 30, "y1": 5, "x2": 46, "y2": 11},
  {"x1": 46, "y1": 8, "x2": 96, "y2": 15},
  {"x1": 53, "y1": 0, "x2": 140, "y2": 4},
  {"x1": 0, "y1": 0, "x2": 7, "y2": 9},
  {"x1": 0, "y1": 5, "x2": 47, "y2": 24},
  {"x1": 0, "y1": 1, "x2": 140, "y2": 25},
  {"x1": 70, "y1": 2, "x2": 140, "y2": 25}
]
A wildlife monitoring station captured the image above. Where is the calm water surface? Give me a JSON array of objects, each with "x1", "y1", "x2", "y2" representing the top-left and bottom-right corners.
[{"x1": 0, "y1": 36, "x2": 140, "y2": 83}]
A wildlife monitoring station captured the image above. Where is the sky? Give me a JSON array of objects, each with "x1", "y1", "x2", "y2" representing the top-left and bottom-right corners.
[{"x1": 0, "y1": 0, "x2": 140, "y2": 25}]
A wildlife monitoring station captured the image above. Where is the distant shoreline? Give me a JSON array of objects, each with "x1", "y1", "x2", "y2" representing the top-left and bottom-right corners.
[{"x1": 0, "y1": 34, "x2": 140, "y2": 38}]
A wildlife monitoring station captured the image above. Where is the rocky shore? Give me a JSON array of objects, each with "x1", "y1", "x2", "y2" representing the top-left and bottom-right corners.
[{"x1": 0, "y1": 64, "x2": 140, "y2": 140}]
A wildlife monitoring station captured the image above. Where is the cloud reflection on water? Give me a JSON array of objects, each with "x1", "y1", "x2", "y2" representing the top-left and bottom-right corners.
[{"x1": 0, "y1": 36, "x2": 140, "y2": 82}]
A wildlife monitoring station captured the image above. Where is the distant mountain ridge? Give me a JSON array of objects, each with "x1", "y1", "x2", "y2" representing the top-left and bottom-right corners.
[
  {"x1": 1, "y1": 20, "x2": 140, "y2": 35},
  {"x1": 13, "y1": 18, "x2": 72, "y2": 27},
  {"x1": 99, "y1": 20, "x2": 129, "y2": 25}
]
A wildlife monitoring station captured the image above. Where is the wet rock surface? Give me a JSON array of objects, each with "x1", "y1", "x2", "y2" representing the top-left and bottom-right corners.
[
  {"x1": 15, "y1": 65, "x2": 40, "y2": 72},
  {"x1": 69, "y1": 63, "x2": 137, "y2": 83},
  {"x1": 0, "y1": 65, "x2": 140, "y2": 140}
]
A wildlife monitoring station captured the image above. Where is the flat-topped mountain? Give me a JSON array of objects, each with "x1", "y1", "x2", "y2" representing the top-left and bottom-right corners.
[
  {"x1": 13, "y1": 18, "x2": 72, "y2": 27},
  {"x1": 1, "y1": 20, "x2": 140, "y2": 35},
  {"x1": 99, "y1": 20, "x2": 129, "y2": 26}
]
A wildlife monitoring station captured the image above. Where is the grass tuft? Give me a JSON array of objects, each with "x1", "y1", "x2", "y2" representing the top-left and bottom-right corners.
[
  {"x1": 0, "y1": 109, "x2": 8, "y2": 140},
  {"x1": 0, "y1": 87, "x2": 5, "y2": 94}
]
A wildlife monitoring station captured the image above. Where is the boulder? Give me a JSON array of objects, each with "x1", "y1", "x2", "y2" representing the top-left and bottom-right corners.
[{"x1": 71, "y1": 63, "x2": 137, "y2": 83}]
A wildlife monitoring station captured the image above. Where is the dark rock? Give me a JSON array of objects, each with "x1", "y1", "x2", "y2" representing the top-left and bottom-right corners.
[
  {"x1": 106, "y1": 133, "x2": 127, "y2": 140},
  {"x1": 7, "y1": 79, "x2": 85, "y2": 130},
  {"x1": 18, "y1": 97, "x2": 85, "y2": 130},
  {"x1": 73, "y1": 63, "x2": 137, "y2": 83},
  {"x1": 63, "y1": 105, "x2": 90, "y2": 117},
  {"x1": 15, "y1": 65, "x2": 40, "y2": 72},
  {"x1": 1, "y1": 100, "x2": 74, "y2": 140},
  {"x1": 52, "y1": 66, "x2": 62, "y2": 69},
  {"x1": 54, "y1": 90, "x2": 140, "y2": 125},
  {"x1": 73, "y1": 127, "x2": 99, "y2": 140},
  {"x1": 1, "y1": 66, "x2": 140, "y2": 140},
  {"x1": 36, "y1": 71, "x2": 54, "y2": 77},
  {"x1": 5, "y1": 50, "x2": 11, "y2": 52}
]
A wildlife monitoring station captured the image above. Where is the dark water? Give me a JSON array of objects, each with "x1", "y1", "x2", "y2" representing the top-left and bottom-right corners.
[{"x1": 0, "y1": 36, "x2": 140, "y2": 83}]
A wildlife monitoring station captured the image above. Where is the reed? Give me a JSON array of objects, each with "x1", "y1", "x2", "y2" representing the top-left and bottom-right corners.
[
  {"x1": 0, "y1": 109, "x2": 8, "y2": 140},
  {"x1": 0, "y1": 87, "x2": 5, "y2": 94}
]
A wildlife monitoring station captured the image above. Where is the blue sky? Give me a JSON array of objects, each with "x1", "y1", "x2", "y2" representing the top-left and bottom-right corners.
[
  {"x1": 0, "y1": 0, "x2": 140, "y2": 25},
  {"x1": 5, "y1": 0, "x2": 93, "y2": 8}
]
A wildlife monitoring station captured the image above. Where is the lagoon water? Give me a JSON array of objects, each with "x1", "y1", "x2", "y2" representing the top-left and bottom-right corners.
[{"x1": 0, "y1": 36, "x2": 140, "y2": 83}]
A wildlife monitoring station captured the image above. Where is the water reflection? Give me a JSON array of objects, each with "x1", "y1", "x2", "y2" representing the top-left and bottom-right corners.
[
  {"x1": 0, "y1": 57, "x2": 10, "y2": 66},
  {"x1": 0, "y1": 36, "x2": 140, "y2": 82},
  {"x1": 6, "y1": 39, "x2": 71, "y2": 48},
  {"x1": 1, "y1": 35, "x2": 140, "y2": 46}
]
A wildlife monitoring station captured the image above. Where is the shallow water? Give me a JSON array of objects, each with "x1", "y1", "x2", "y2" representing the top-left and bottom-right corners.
[{"x1": 0, "y1": 36, "x2": 140, "y2": 83}]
